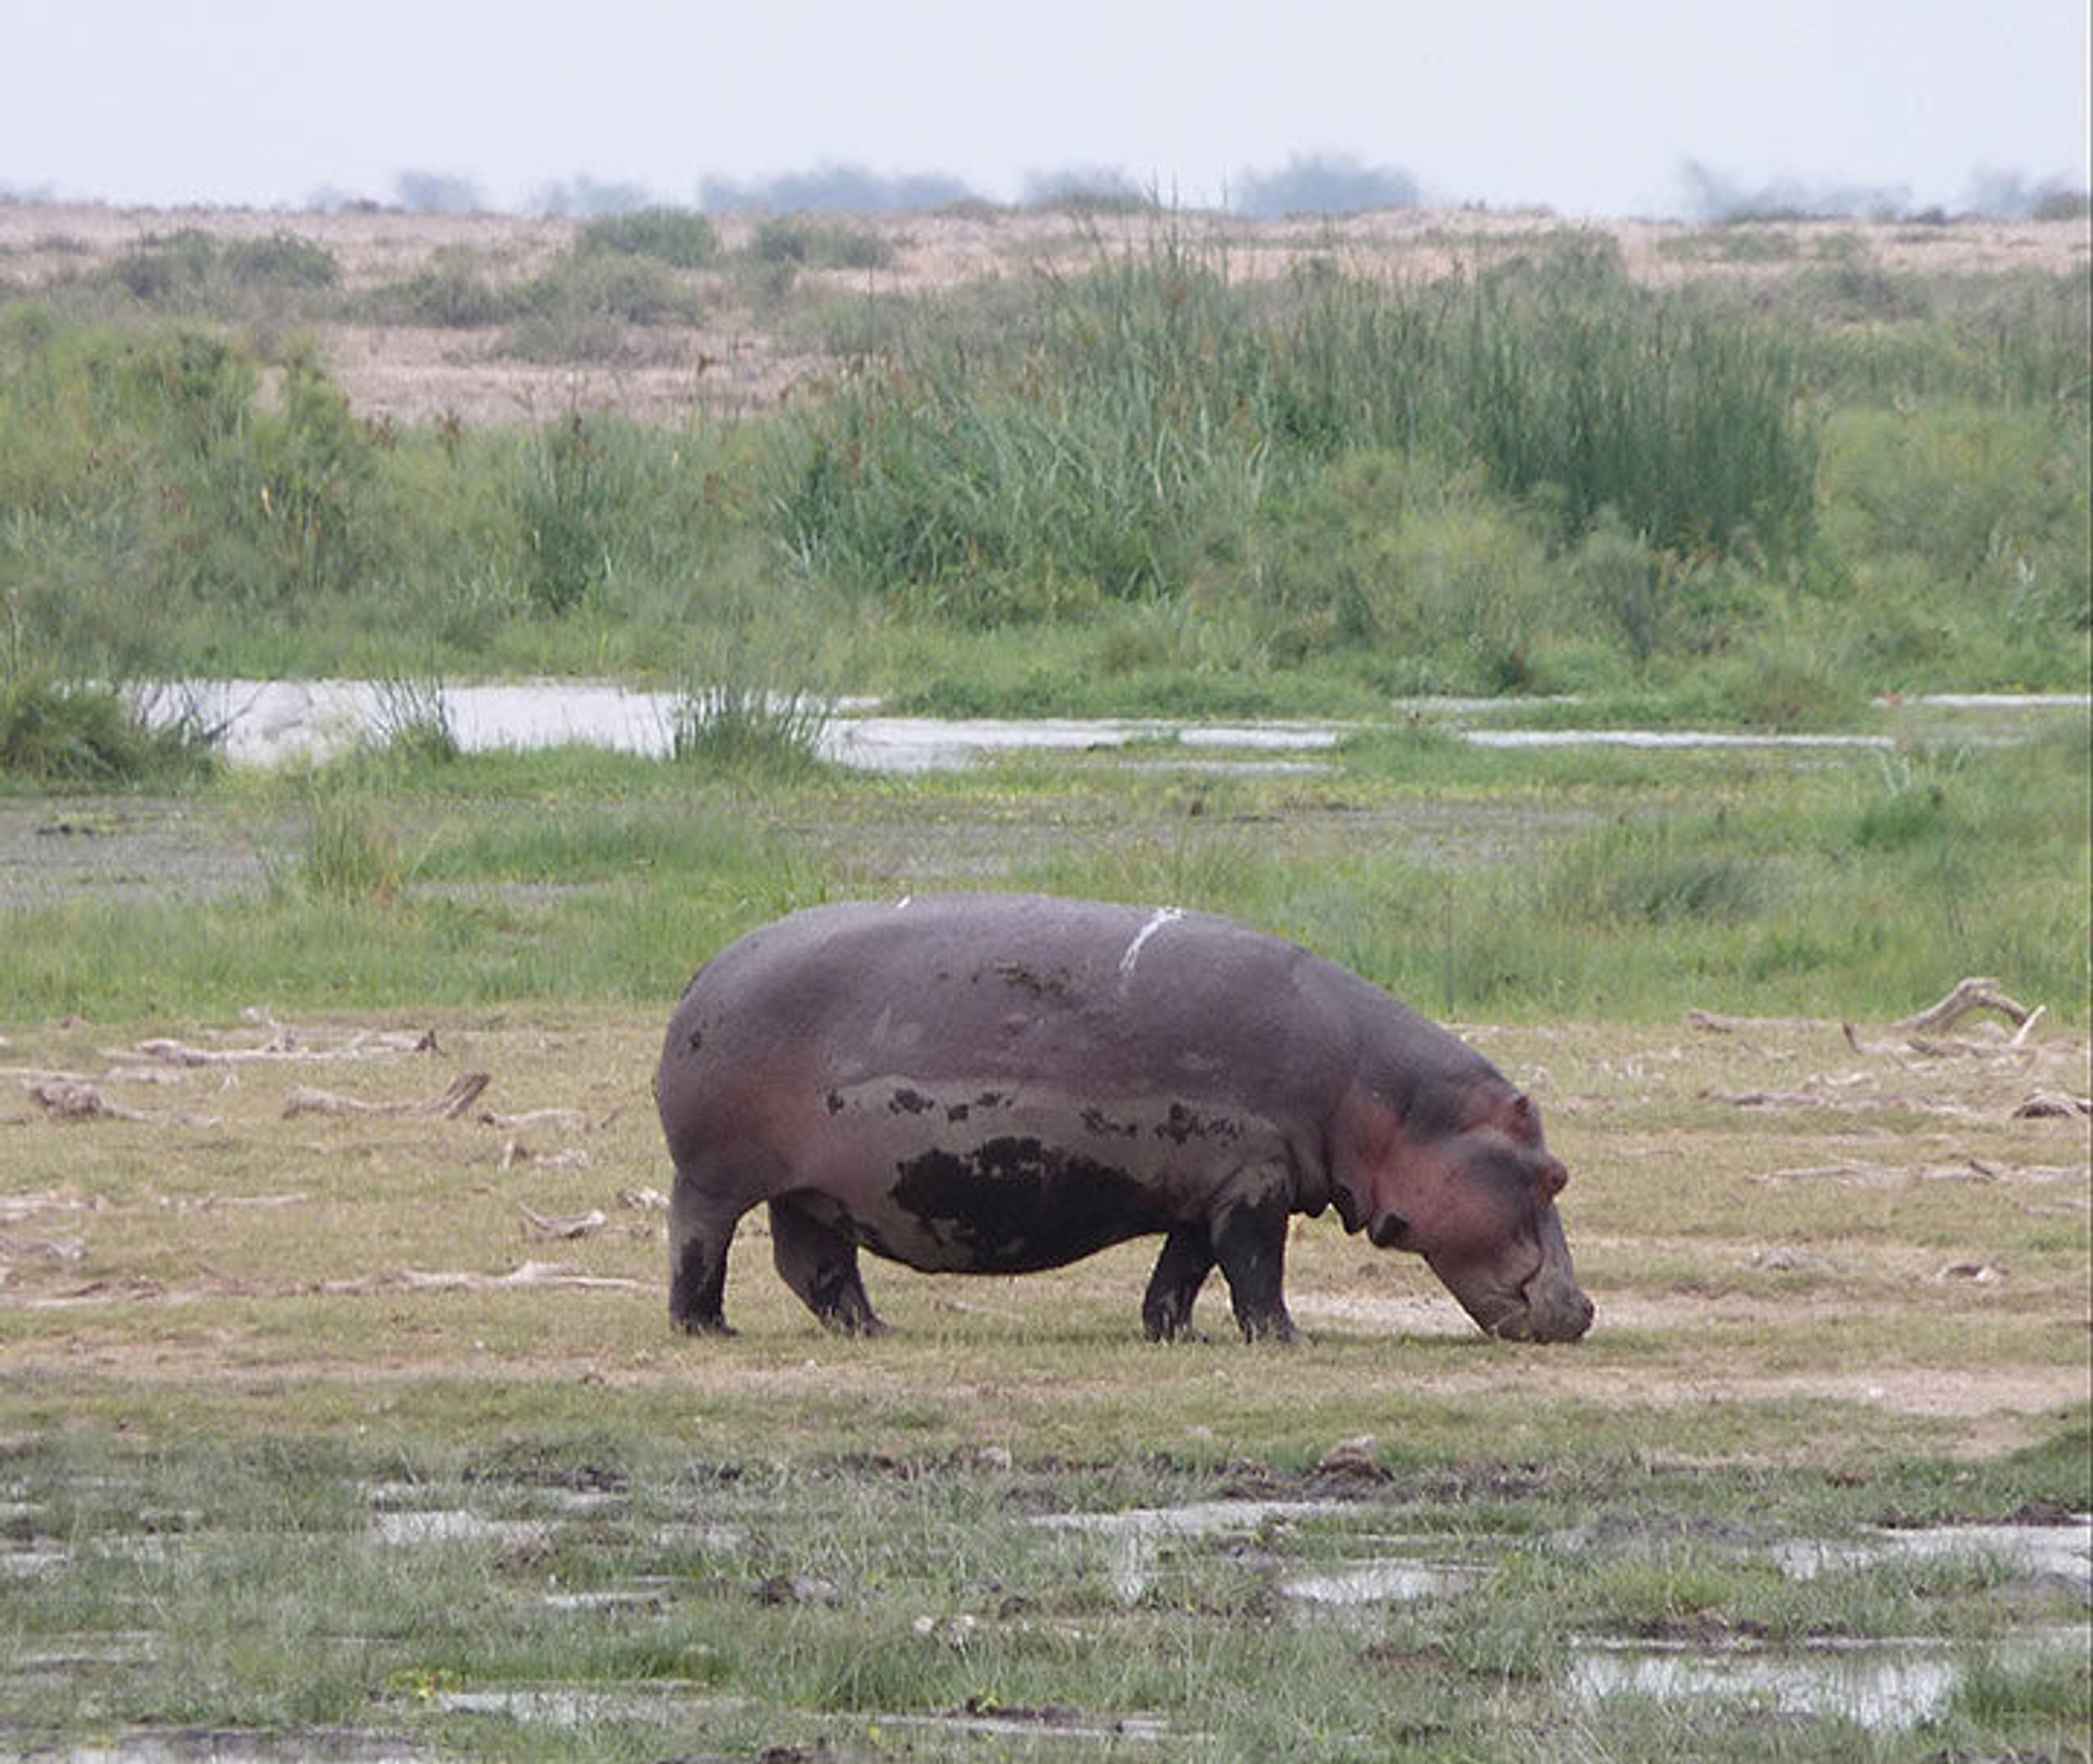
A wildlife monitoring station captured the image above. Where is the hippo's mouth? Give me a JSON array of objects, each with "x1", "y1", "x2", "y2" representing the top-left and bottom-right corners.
[
  {"x1": 1484, "y1": 1291, "x2": 1593, "y2": 1343},
  {"x1": 1430, "y1": 1240, "x2": 1594, "y2": 1345},
  {"x1": 1486, "y1": 1263, "x2": 1595, "y2": 1344}
]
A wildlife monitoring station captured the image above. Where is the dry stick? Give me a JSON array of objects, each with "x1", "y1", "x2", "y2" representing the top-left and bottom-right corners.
[
  {"x1": 516, "y1": 1201, "x2": 608, "y2": 1240},
  {"x1": 1890, "y1": 977, "x2": 2034, "y2": 1034},
  {"x1": 281, "y1": 1071, "x2": 491, "y2": 1120},
  {"x1": 126, "y1": 1027, "x2": 438, "y2": 1067},
  {"x1": 27, "y1": 1080, "x2": 219, "y2": 1127},
  {"x1": 1691, "y1": 977, "x2": 2041, "y2": 1046}
]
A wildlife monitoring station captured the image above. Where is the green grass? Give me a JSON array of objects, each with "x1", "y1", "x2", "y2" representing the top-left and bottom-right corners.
[{"x1": 2, "y1": 717, "x2": 2084, "y2": 1023}]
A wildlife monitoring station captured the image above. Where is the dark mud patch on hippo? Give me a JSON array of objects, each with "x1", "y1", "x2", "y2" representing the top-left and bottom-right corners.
[{"x1": 891, "y1": 1137, "x2": 1163, "y2": 1270}]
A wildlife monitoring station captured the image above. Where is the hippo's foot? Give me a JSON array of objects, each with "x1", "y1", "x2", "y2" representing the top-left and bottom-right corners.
[
  {"x1": 1235, "y1": 1309, "x2": 1299, "y2": 1345},
  {"x1": 1141, "y1": 1223, "x2": 1215, "y2": 1343},
  {"x1": 1144, "y1": 1317, "x2": 1211, "y2": 1344},
  {"x1": 669, "y1": 1226, "x2": 736, "y2": 1338},
  {"x1": 819, "y1": 1307, "x2": 891, "y2": 1338}
]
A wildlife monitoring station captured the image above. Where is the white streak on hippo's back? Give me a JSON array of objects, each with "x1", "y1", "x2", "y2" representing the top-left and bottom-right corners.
[{"x1": 1117, "y1": 907, "x2": 1185, "y2": 978}]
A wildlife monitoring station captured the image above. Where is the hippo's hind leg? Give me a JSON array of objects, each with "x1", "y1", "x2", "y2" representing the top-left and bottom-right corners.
[
  {"x1": 770, "y1": 1198, "x2": 887, "y2": 1336},
  {"x1": 669, "y1": 1173, "x2": 746, "y2": 1336},
  {"x1": 1141, "y1": 1223, "x2": 1215, "y2": 1341},
  {"x1": 1213, "y1": 1189, "x2": 1298, "y2": 1343}
]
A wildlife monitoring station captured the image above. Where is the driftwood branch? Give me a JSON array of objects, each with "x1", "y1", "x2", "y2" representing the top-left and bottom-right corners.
[
  {"x1": 516, "y1": 1201, "x2": 608, "y2": 1240},
  {"x1": 1842, "y1": 1008, "x2": 2046, "y2": 1060},
  {"x1": 281, "y1": 1071, "x2": 490, "y2": 1120},
  {"x1": 124, "y1": 1026, "x2": 439, "y2": 1068},
  {"x1": 1890, "y1": 977, "x2": 2034, "y2": 1034},
  {"x1": 1693, "y1": 978, "x2": 2050, "y2": 1063},
  {"x1": 27, "y1": 1080, "x2": 219, "y2": 1127}
]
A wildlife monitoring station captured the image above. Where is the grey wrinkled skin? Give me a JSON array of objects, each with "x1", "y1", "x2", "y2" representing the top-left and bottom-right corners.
[{"x1": 655, "y1": 894, "x2": 1594, "y2": 1345}]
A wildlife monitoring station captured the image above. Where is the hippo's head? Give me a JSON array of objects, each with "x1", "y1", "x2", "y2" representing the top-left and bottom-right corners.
[{"x1": 1334, "y1": 1083, "x2": 1594, "y2": 1344}]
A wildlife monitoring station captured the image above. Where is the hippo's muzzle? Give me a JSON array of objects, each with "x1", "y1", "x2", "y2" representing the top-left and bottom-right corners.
[
  {"x1": 1484, "y1": 1275, "x2": 1595, "y2": 1344},
  {"x1": 1433, "y1": 1206, "x2": 1594, "y2": 1344}
]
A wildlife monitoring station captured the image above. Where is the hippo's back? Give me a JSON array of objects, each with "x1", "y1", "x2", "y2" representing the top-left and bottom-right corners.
[{"x1": 657, "y1": 895, "x2": 1383, "y2": 1136}]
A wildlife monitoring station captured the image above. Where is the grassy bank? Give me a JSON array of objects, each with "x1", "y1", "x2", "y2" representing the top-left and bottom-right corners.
[
  {"x1": 1, "y1": 225, "x2": 2085, "y2": 716},
  {"x1": 2, "y1": 715, "x2": 2086, "y2": 1025}
]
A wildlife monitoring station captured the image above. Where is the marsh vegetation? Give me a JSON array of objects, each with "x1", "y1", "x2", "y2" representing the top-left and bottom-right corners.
[{"x1": 0, "y1": 201, "x2": 2086, "y2": 1760}]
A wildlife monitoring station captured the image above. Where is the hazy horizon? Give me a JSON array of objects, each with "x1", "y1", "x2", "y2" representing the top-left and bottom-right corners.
[{"x1": 4, "y1": 0, "x2": 2088, "y2": 222}]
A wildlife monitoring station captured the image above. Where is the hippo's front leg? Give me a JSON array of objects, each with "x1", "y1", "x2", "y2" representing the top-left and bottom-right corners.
[
  {"x1": 1212, "y1": 1187, "x2": 1298, "y2": 1343},
  {"x1": 1141, "y1": 1223, "x2": 1215, "y2": 1341}
]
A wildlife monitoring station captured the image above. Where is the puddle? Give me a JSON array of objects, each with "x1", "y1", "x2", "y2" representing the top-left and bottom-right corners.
[
  {"x1": 1773, "y1": 1520, "x2": 2092, "y2": 1589},
  {"x1": 1036, "y1": 1499, "x2": 1360, "y2": 1606},
  {"x1": 426, "y1": 1682, "x2": 739, "y2": 1727},
  {"x1": 0, "y1": 1540, "x2": 69, "y2": 1578},
  {"x1": 368, "y1": 1509, "x2": 553, "y2": 1549},
  {"x1": 132, "y1": 680, "x2": 2087, "y2": 776},
  {"x1": 1033, "y1": 1498, "x2": 1350, "y2": 1538},
  {"x1": 886, "y1": 1708, "x2": 1177, "y2": 1743},
  {"x1": 143, "y1": 679, "x2": 1354, "y2": 775},
  {"x1": 1279, "y1": 1556, "x2": 1485, "y2": 1605},
  {"x1": 1569, "y1": 1624, "x2": 2090, "y2": 1730},
  {"x1": 539, "y1": 1584, "x2": 674, "y2": 1613}
]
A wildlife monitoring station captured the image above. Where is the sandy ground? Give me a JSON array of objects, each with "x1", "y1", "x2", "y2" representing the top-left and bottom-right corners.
[{"x1": 3, "y1": 201, "x2": 2085, "y2": 425}]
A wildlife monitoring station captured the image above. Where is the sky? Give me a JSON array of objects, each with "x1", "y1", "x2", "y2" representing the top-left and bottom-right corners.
[{"x1": 4, "y1": 0, "x2": 2088, "y2": 218}]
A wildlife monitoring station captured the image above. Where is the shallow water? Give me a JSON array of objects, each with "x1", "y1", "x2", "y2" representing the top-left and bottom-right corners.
[
  {"x1": 9, "y1": 1486, "x2": 2090, "y2": 1754},
  {"x1": 1278, "y1": 1556, "x2": 1485, "y2": 1605},
  {"x1": 1569, "y1": 1624, "x2": 2090, "y2": 1730},
  {"x1": 1773, "y1": 1519, "x2": 2092, "y2": 1587},
  {"x1": 138, "y1": 679, "x2": 2090, "y2": 774}
]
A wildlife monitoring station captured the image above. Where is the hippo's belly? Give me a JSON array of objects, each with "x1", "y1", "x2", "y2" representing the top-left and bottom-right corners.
[{"x1": 783, "y1": 1078, "x2": 1292, "y2": 1274}]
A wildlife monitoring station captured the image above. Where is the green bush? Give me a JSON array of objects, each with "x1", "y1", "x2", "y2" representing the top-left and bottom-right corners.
[
  {"x1": 577, "y1": 208, "x2": 722, "y2": 268},
  {"x1": 101, "y1": 230, "x2": 340, "y2": 316},
  {"x1": 367, "y1": 250, "x2": 515, "y2": 327},
  {"x1": 501, "y1": 252, "x2": 707, "y2": 360},
  {"x1": 749, "y1": 219, "x2": 894, "y2": 270},
  {"x1": 0, "y1": 672, "x2": 218, "y2": 784}
]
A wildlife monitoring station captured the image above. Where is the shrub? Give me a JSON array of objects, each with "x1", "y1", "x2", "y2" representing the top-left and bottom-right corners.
[
  {"x1": 502, "y1": 252, "x2": 706, "y2": 359},
  {"x1": 101, "y1": 231, "x2": 340, "y2": 316},
  {"x1": 671, "y1": 620, "x2": 832, "y2": 778},
  {"x1": 577, "y1": 208, "x2": 722, "y2": 268},
  {"x1": 518, "y1": 414, "x2": 614, "y2": 613},
  {"x1": 749, "y1": 220, "x2": 894, "y2": 271},
  {"x1": 0, "y1": 671, "x2": 218, "y2": 784},
  {"x1": 368, "y1": 251, "x2": 514, "y2": 327},
  {"x1": 220, "y1": 233, "x2": 340, "y2": 291}
]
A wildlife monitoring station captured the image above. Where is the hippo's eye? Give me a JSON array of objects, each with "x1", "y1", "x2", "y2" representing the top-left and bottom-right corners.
[{"x1": 1538, "y1": 1161, "x2": 1568, "y2": 1199}]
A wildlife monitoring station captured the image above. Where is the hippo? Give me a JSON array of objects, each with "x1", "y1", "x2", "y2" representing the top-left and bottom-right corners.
[{"x1": 655, "y1": 894, "x2": 1593, "y2": 1345}]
